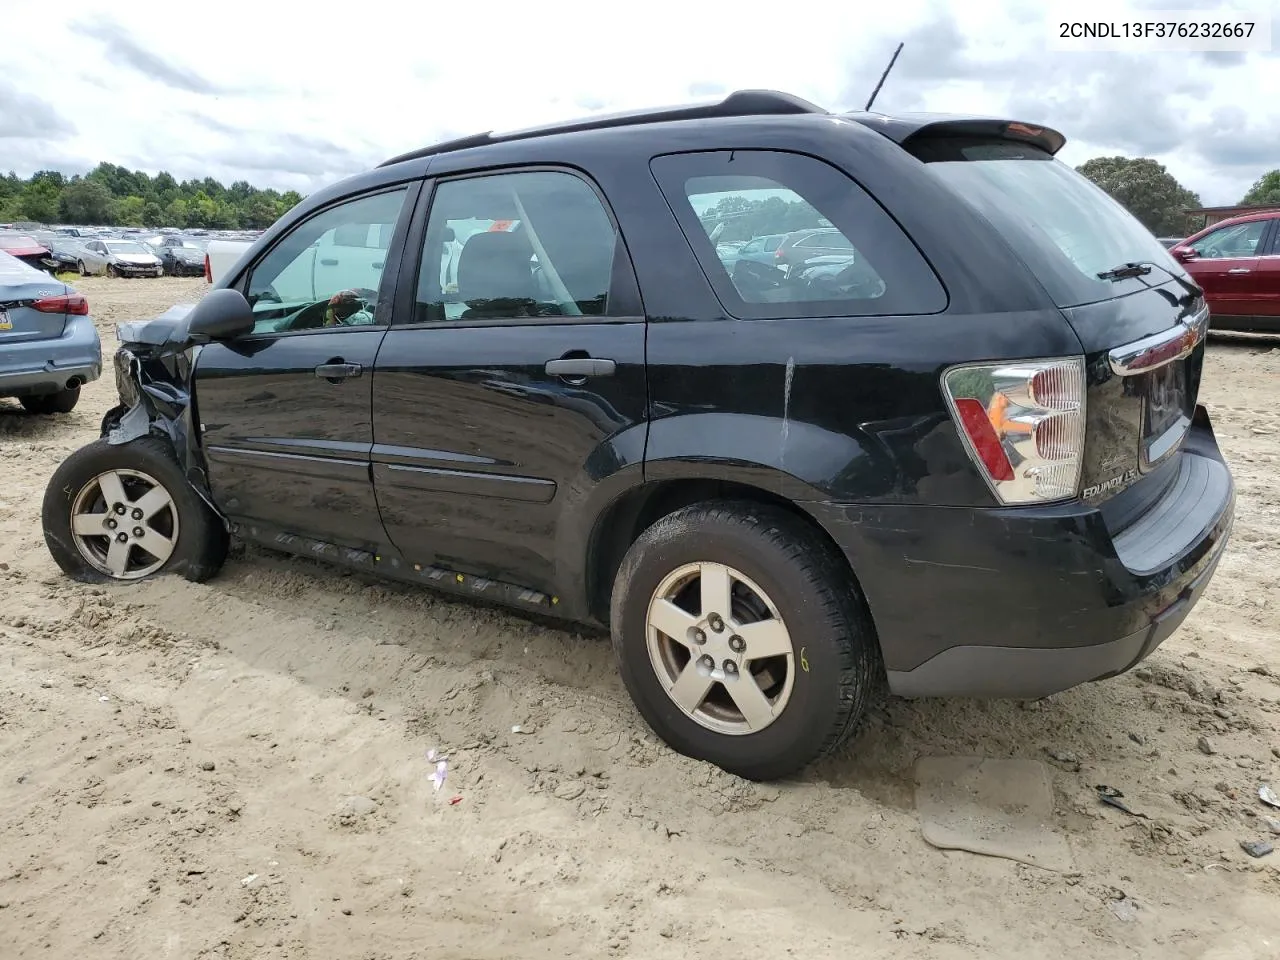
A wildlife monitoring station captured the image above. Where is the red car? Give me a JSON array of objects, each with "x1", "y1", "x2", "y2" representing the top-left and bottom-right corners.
[
  {"x1": 1170, "y1": 210, "x2": 1280, "y2": 332},
  {"x1": 0, "y1": 232, "x2": 57, "y2": 274}
]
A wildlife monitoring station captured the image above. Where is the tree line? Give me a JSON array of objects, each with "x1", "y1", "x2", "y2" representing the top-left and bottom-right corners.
[{"x1": 0, "y1": 162, "x2": 304, "y2": 230}]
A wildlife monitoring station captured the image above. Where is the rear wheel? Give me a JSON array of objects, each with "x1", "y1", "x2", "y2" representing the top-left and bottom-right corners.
[
  {"x1": 42, "y1": 435, "x2": 228, "y2": 584},
  {"x1": 21, "y1": 386, "x2": 80, "y2": 414},
  {"x1": 609, "y1": 500, "x2": 880, "y2": 781}
]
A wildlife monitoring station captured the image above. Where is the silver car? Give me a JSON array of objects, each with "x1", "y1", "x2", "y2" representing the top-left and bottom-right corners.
[
  {"x1": 76, "y1": 238, "x2": 164, "y2": 278},
  {"x1": 0, "y1": 250, "x2": 101, "y2": 413}
]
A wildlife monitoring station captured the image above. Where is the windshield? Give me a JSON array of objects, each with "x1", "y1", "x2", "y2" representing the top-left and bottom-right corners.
[
  {"x1": 106, "y1": 241, "x2": 150, "y2": 255},
  {"x1": 915, "y1": 139, "x2": 1182, "y2": 307}
]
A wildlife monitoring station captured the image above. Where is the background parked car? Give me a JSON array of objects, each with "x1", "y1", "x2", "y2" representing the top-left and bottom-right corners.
[
  {"x1": 732, "y1": 233, "x2": 789, "y2": 269},
  {"x1": 774, "y1": 227, "x2": 857, "y2": 274},
  {"x1": 1170, "y1": 211, "x2": 1279, "y2": 332},
  {"x1": 153, "y1": 237, "x2": 208, "y2": 276},
  {"x1": 76, "y1": 238, "x2": 164, "y2": 278},
  {"x1": 0, "y1": 249, "x2": 100, "y2": 413},
  {"x1": 0, "y1": 231, "x2": 58, "y2": 273},
  {"x1": 35, "y1": 233, "x2": 89, "y2": 274}
]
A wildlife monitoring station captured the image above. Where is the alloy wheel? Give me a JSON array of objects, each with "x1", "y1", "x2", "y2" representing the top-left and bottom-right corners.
[
  {"x1": 645, "y1": 561, "x2": 795, "y2": 735},
  {"x1": 69, "y1": 469, "x2": 180, "y2": 580}
]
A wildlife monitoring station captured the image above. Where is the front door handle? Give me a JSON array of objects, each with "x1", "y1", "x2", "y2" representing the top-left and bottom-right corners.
[
  {"x1": 319, "y1": 258, "x2": 339, "y2": 266},
  {"x1": 1228, "y1": 268, "x2": 1251, "y2": 274},
  {"x1": 544, "y1": 358, "x2": 616, "y2": 378},
  {"x1": 315, "y1": 361, "x2": 363, "y2": 382}
]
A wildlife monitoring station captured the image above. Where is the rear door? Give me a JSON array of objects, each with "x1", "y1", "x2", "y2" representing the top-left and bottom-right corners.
[
  {"x1": 0, "y1": 254, "x2": 68, "y2": 344},
  {"x1": 370, "y1": 167, "x2": 647, "y2": 596},
  {"x1": 1252, "y1": 217, "x2": 1280, "y2": 319},
  {"x1": 193, "y1": 184, "x2": 417, "y2": 551},
  {"x1": 1180, "y1": 218, "x2": 1269, "y2": 317}
]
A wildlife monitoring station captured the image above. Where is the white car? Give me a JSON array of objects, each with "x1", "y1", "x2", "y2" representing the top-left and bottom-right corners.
[{"x1": 76, "y1": 239, "x2": 164, "y2": 278}]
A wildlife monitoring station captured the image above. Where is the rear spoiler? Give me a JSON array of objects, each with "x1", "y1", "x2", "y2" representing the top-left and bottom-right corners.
[{"x1": 846, "y1": 112, "x2": 1066, "y2": 156}]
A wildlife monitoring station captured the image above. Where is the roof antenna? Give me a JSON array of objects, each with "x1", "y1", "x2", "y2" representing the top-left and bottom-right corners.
[{"x1": 864, "y1": 42, "x2": 904, "y2": 112}]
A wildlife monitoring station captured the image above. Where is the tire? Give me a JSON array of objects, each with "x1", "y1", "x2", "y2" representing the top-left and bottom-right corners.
[
  {"x1": 106, "y1": 264, "x2": 118, "y2": 278},
  {"x1": 21, "y1": 386, "x2": 80, "y2": 414},
  {"x1": 609, "y1": 500, "x2": 880, "y2": 781},
  {"x1": 77, "y1": 260, "x2": 87, "y2": 276},
  {"x1": 42, "y1": 435, "x2": 229, "y2": 584}
]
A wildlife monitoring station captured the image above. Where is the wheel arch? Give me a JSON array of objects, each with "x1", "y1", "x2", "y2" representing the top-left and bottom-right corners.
[{"x1": 584, "y1": 475, "x2": 873, "y2": 634}]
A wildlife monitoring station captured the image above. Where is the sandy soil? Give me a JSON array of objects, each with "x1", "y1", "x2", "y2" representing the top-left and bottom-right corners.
[{"x1": 2, "y1": 276, "x2": 1279, "y2": 960}]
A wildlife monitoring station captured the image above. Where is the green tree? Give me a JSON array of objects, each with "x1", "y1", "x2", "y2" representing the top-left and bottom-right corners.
[
  {"x1": 18, "y1": 179, "x2": 61, "y2": 222},
  {"x1": 115, "y1": 196, "x2": 147, "y2": 226},
  {"x1": 163, "y1": 197, "x2": 190, "y2": 228},
  {"x1": 1240, "y1": 170, "x2": 1280, "y2": 207},
  {"x1": 61, "y1": 179, "x2": 117, "y2": 224},
  {"x1": 1076, "y1": 156, "x2": 1201, "y2": 235}
]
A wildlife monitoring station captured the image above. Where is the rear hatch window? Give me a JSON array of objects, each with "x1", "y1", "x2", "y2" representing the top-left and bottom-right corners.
[{"x1": 911, "y1": 138, "x2": 1182, "y2": 309}]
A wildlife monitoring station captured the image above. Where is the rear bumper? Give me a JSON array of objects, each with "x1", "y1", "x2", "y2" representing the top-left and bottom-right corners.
[
  {"x1": 0, "y1": 314, "x2": 102, "y2": 398},
  {"x1": 805, "y1": 404, "x2": 1234, "y2": 699}
]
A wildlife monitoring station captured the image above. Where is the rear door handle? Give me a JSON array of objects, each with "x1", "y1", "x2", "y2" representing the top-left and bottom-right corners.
[
  {"x1": 315, "y1": 361, "x2": 363, "y2": 381},
  {"x1": 319, "y1": 258, "x2": 339, "y2": 266},
  {"x1": 1228, "y1": 268, "x2": 1251, "y2": 274},
  {"x1": 544, "y1": 358, "x2": 616, "y2": 378}
]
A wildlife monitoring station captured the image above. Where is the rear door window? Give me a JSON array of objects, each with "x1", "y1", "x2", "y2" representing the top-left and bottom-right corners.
[{"x1": 651, "y1": 150, "x2": 946, "y2": 319}]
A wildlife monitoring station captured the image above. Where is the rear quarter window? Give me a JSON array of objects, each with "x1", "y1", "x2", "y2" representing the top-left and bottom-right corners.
[{"x1": 651, "y1": 150, "x2": 947, "y2": 320}]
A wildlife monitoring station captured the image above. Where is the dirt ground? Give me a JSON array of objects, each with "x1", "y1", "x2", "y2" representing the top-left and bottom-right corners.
[{"x1": 2, "y1": 276, "x2": 1279, "y2": 960}]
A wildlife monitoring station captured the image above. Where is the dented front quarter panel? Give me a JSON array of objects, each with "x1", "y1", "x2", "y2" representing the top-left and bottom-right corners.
[{"x1": 103, "y1": 306, "x2": 226, "y2": 525}]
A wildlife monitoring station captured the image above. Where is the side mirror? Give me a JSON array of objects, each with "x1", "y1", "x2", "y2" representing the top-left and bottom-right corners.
[
  {"x1": 1172, "y1": 246, "x2": 1195, "y2": 262},
  {"x1": 187, "y1": 288, "x2": 254, "y2": 343}
]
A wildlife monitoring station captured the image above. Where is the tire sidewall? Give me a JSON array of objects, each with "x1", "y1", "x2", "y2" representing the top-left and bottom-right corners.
[
  {"x1": 612, "y1": 511, "x2": 851, "y2": 777},
  {"x1": 42, "y1": 437, "x2": 213, "y2": 584}
]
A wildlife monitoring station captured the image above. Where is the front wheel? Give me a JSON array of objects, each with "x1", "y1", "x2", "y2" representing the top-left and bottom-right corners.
[
  {"x1": 77, "y1": 260, "x2": 88, "y2": 276},
  {"x1": 609, "y1": 501, "x2": 881, "y2": 781},
  {"x1": 42, "y1": 435, "x2": 229, "y2": 584},
  {"x1": 106, "y1": 264, "x2": 119, "y2": 278}
]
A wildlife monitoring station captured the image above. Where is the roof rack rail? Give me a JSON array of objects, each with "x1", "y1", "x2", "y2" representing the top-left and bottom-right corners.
[{"x1": 377, "y1": 89, "x2": 828, "y2": 168}]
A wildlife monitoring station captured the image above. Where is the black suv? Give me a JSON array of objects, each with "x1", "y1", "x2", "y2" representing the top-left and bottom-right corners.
[{"x1": 42, "y1": 90, "x2": 1234, "y2": 781}]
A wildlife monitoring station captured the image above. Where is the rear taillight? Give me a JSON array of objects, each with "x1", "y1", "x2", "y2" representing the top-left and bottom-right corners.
[
  {"x1": 32, "y1": 294, "x2": 89, "y2": 316},
  {"x1": 942, "y1": 357, "x2": 1086, "y2": 504},
  {"x1": 204, "y1": 254, "x2": 211, "y2": 282},
  {"x1": 774, "y1": 248, "x2": 785, "y2": 259}
]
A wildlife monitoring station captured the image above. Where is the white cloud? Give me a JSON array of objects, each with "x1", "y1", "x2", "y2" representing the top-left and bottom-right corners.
[{"x1": 2, "y1": 0, "x2": 1277, "y2": 205}]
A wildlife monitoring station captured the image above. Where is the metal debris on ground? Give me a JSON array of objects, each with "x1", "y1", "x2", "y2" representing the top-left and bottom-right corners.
[
  {"x1": 448, "y1": 795, "x2": 462, "y2": 805},
  {"x1": 1260, "y1": 785, "x2": 1280, "y2": 809},
  {"x1": 1095, "y1": 785, "x2": 1150, "y2": 819},
  {"x1": 1240, "y1": 839, "x2": 1273, "y2": 859},
  {"x1": 430, "y1": 760, "x2": 447, "y2": 793},
  {"x1": 1108, "y1": 897, "x2": 1140, "y2": 923}
]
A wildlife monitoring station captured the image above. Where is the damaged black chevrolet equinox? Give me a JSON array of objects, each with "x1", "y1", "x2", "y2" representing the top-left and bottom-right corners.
[{"x1": 42, "y1": 90, "x2": 1235, "y2": 780}]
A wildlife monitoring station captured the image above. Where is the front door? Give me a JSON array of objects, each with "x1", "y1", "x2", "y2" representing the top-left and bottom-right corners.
[
  {"x1": 371, "y1": 168, "x2": 648, "y2": 596},
  {"x1": 194, "y1": 184, "x2": 417, "y2": 550}
]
